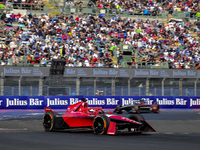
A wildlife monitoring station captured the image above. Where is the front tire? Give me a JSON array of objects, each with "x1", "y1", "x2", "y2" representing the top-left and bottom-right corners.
[{"x1": 93, "y1": 115, "x2": 110, "y2": 135}]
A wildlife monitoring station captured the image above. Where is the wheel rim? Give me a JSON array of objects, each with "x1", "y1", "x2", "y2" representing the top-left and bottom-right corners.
[
  {"x1": 93, "y1": 117, "x2": 105, "y2": 134},
  {"x1": 43, "y1": 114, "x2": 52, "y2": 130}
]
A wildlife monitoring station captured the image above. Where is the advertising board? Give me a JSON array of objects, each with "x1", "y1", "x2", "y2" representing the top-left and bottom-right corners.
[
  {"x1": 1, "y1": 67, "x2": 200, "y2": 78},
  {"x1": 0, "y1": 96, "x2": 200, "y2": 109}
]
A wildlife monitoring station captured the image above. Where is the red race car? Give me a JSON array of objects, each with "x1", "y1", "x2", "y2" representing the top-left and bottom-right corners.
[{"x1": 43, "y1": 98, "x2": 156, "y2": 135}]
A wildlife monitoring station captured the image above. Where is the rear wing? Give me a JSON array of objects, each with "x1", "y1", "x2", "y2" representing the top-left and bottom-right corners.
[{"x1": 44, "y1": 107, "x2": 53, "y2": 113}]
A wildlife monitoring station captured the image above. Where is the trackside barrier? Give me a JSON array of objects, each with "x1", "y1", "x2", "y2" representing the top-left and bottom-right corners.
[{"x1": 0, "y1": 96, "x2": 200, "y2": 109}]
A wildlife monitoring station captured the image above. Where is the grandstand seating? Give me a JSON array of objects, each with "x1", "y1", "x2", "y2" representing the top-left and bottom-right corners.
[{"x1": 0, "y1": 0, "x2": 199, "y2": 69}]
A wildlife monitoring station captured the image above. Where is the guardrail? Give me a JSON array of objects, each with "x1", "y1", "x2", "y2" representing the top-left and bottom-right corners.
[
  {"x1": 129, "y1": 62, "x2": 169, "y2": 69},
  {"x1": 0, "y1": 58, "x2": 171, "y2": 69}
]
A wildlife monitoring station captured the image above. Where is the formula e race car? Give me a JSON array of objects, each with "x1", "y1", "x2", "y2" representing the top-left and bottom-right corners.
[
  {"x1": 112, "y1": 98, "x2": 160, "y2": 114},
  {"x1": 43, "y1": 98, "x2": 156, "y2": 135}
]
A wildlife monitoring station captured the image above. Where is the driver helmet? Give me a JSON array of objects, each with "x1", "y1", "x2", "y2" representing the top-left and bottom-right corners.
[
  {"x1": 81, "y1": 98, "x2": 87, "y2": 102},
  {"x1": 140, "y1": 98, "x2": 146, "y2": 103}
]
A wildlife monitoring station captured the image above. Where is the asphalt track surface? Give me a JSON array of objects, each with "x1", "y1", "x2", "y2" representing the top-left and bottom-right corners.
[{"x1": 0, "y1": 110, "x2": 200, "y2": 150}]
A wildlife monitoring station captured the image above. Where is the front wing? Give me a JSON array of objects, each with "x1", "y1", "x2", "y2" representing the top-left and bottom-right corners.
[{"x1": 106, "y1": 115, "x2": 156, "y2": 135}]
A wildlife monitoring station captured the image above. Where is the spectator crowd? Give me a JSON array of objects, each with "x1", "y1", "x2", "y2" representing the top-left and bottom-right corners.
[
  {"x1": 86, "y1": 0, "x2": 200, "y2": 16},
  {"x1": 0, "y1": 0, "x2": 200, "y2": 69},
  {"x1": 0, "y1": 0, "x2": 44, "y2": 10}
]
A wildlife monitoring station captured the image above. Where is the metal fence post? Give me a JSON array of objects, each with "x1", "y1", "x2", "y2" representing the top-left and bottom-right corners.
[
  {"x1": 154, "y1": 87, "x2": 157, "y2": 96},
  {"x1": 121, "y1": 87, "x2": 123, "y2": 96},
  {"x1": 139, "y1": 87, "x2": 141, "y2": 96},
  {"x1": 11, "y1": 87, "x2": 14, "y2": 96},
  {"x1": 19, "y1": 76, "x2": 22, "y2": 96},
  {"x1": 194, "y1": 78, "x2": 198, "y2": 96},
  {"x1": 128, "y1": 77, "x2": 132, "y2": 96},
  {"x1": 39, "y1": 77, "x2": 43, "y2": 96},
  {"x1": 170, "y1": 87, "x2": 173, "y2": 96},
  {"x1": 146, "y1": 78, "x2": 149, "y2": 96},
  {"x1": 186, "y1": 88, "x2": 188, "y2": 96},
  {"x1": 76, "y1": 77, "x2": 80, "y2": 95},
  {"x1": 0, "y1": 73, "x2": 4, "y2": 96},
  {"x1": 47, "y1": 86, "x2": 49, "y2": 96},
  {"x1": 162, "y1": 78, "x2": 165, "y2": 96},
  {"x1": 94, "y1": 77, "x2": 98, "y2": 95},
  {"x1": 179, "y1": 78, "x2": 183, "y2": 96},
  {"x1": 30, "y1": 86, "x2": 33, "y2": 96},
  {"x1": 68, "y1": 87, "x2": 71, "y2": 95},
  {"x1": 112, "y1": 77, "x2": 116, "y2": 96}
]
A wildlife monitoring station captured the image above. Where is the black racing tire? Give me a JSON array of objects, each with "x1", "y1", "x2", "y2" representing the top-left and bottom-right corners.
[
  {"x1": 93, "y1": 115, "x2": 110, "y2": 135},
  {"x1": 43, "y1": 112, "x2": 57, "y2": 132}
]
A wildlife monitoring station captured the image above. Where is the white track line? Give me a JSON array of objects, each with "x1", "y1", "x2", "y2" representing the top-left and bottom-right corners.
[
  {"x1": 164, "y1": 132, "x2": 174, "y2": 134},
  {"x1": 0, "y1": 128, "x2": 27, "y2": 131}
]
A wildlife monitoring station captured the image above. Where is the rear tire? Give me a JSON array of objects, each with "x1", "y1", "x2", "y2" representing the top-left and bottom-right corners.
[
  {"x1": 154, "y1": 104, "x2": 160, "y2": 113},
  {"x1": 43, "y1": 112, "x2": 56, "y2": 132},
  {"x1": 93, "y1": 115, "x2": 110, "y2": 135}
]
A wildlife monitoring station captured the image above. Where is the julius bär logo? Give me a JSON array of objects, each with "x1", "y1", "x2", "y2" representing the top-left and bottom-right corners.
[
  {"x1": 190, "y1": 98, "x2": 200, "y2": 107},
  {"x1": 175, "y1": 98, "x2": 187, "y2": 105},
  {"x1": 156, "y1": 98, "x2": 174, "y2": 105},
  {"x1": 47, "y1": 98, "x2": 68, "y2": 107},
  {"x1": 69, "y1": 98, "x2": 81, "y2": 105},
  {"x1": 6, "y1": 98, "x2": 27, "y2": 107},
  {"x1": 106, "y1": 98, "x2": 119, "y2": 105},
  {"x1": 87, "y1": 98, "x2": 105, "y2": 105},
  {"x1": 122, "y1": 98, "x2": 135, "y2": 106},
  {"x1": 122, "y1": 98, "x2": 153, "y2": 106},
  {"x1": 0, "y1": 100, "x2": 3, "y2": 106},
  {"x1": 29, "y1": 98, "x2": 43, "y2": 106}
]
